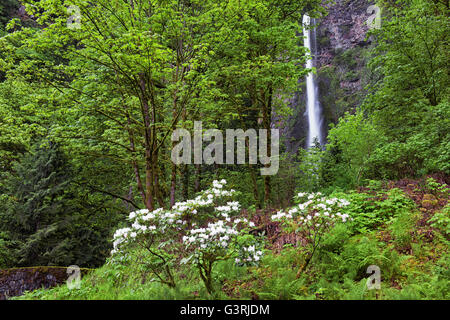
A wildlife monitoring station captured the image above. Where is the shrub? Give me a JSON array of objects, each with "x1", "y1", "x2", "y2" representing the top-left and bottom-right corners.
[
  {"x1": 272, "y1": 192, "x2": 352, "y2": 275},
  {"x1": 326, "y1": 110, "x2": 382, "y2": 187},
  {"x1": 388, "y1": 210, "x2": 420, "y2": 251},
  {"x1": 430, "y1": 204, "x2": 450, "y2": 237},
  {"x1": 424, "y1": 177, "x2": 450, "y2": 199},
  {"x1": 0, "y1": 231, "x2": 16, "y2": 267},
  {"x1": 110, "y1": 180, "x2": 263, "y2": 294},
  {"x1": 335, "y1": 188, "x2": 416, "y2": 234}
]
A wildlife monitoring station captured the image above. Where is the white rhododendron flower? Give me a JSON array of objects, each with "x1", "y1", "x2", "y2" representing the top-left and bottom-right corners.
[
  {"x1": 109, "y1": 179, "x2": 263, "y2": 270},
  {"x1": 271, "y1": 192, "x2": 352, "y2": 227}
]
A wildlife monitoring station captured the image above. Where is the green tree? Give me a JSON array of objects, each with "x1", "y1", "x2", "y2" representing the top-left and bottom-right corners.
[
  {"x1": 1, "y1": 0, "x2": 241, "y2": 210},
  {"x1": 326, "y1": 110, "x2": 382, "y2": 187},
  {"x1": 0, "y1": 0, "x2": 19, "y2": 33},
  {"x1": 1, "y1": 141, "x2": 120, "y2": 267},
  {"x1": 366, "y1": 0, "x2": 449, "y2": 139}
]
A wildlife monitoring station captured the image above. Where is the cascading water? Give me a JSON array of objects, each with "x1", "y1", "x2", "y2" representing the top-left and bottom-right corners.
[{"x1": 303, "y1": 14, "x2": 323, "y2": 149}]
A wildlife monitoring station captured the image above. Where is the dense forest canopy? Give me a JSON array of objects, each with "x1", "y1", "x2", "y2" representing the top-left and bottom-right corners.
[{"x1": 0, "y1": 0, "x2": 448, "y2": 301}]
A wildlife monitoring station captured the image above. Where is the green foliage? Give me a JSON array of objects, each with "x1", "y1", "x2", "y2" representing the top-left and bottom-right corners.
[
  {"x1": 334, "y1": 188, "x2": 416, "y2": 234},
  {"x1": 317, "y1": 234, "x2": 410, "y2": 289},
  {"x1": 325, "y1": 110, "x2": 383, "y2": 187},
  {"x1": 296, "y1": 144, "x2": 324, "y2": 192},
  {"x1": 382, "y1": 253, "x2": 450, "y2": 300},
  {"x1": 0, "y1": 0, "x2": 19, "y2": 32},
  {"x1": 270, "y1": 152, "x2": 302, "y2": 207},
  {"x1": 319, "y1": 0, "x2": 450, "y2": 184},
  {"x1": 0, "y1": 231, "x2": 16, "y2": 267},
  {"x1": 388, "y1": 210, "x2": 420, "y2": 251},
  {"x1": 0, "y1": 141, "x2": 123, "y2": 267},
  {"x1": 253, "y1": 248, "x2": 310, "y2": 300},
  {"x1": 1, "y1": 0, "x2": 449, "y2": 302},
  {"x1": 14, "y1": 182, "x2": 449, "y2": 300},
  {"x1": 350, "y1": 0, "x2": 450, "y2": 180},
  {"x1": 367, "y1": 0, "x2": 449, "y2": 111},
  {"x1": 326, "y1": 236, "x2": 383, "y2": 281},
  {"x1": 111, "y1": 181, "x2": 263, "y2": 294},
  {"x1": 366, "y1": 101, "x2": 450, "y2": 178},
  {"x1": 273, "y1": 192, "x2": 353, "y2": 277},
  {"x1": 320, "y1": 223, "x2": 352, "y2": 254},
  {"x1": 424, "y1": 177, "x2": 450, "y2": 198},
  {"x1": 430, "y1": 204, "x2": 450, "y2": 236}
]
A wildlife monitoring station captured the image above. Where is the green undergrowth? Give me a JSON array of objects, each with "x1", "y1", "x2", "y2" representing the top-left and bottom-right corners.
[{"x1": 16, "y1": 182, "x2": 449, "y2": 300}]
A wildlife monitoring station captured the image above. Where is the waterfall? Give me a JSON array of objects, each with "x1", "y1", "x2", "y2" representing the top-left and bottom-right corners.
[{"x1": 303, "y1": 14, "x2": 323, "y2": 149}]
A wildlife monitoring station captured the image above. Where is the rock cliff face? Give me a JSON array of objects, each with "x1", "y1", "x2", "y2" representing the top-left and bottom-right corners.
[
  {"x1": 318, "y1": 0, "x2": 373, "y2": 58},
  {"x1": 316, "y1": 0, "x2": 375, "y2": 121},
  {"x1": 282, "y1": 0, "x2": 375, "y2": 153}
]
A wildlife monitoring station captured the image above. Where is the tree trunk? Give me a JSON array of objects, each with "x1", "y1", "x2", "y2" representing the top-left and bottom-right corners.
[
  {"x1": 182, "y1": 164, "x2": 189, "y2": 200},
  {"x1": 153, "y1": 151, "x2": 165, "y2": 208},
  {"x1": 139, "y1": 72, "x2": 155, "y2": 210},
  {"x1": 261, "y1": 86, "x2": 273, "y2": 206},
  {"x1": 169, "y1": 162, "x2": 177, "y2": 207},
  {"x1": 250, "y1": 164, "x2": 261, "y2": 209},
  {"x1": 194, "y1": 164, "x2": 201, "y2": 193}
]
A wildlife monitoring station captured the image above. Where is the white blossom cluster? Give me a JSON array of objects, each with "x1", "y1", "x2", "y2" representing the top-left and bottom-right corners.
[
  {"x1": 183, "y1": 217, "x2": 262, "y2": 265},
  {"x1": 272, "y1": 192, "x2": 352, "y2": 227},
  {"x1": 183, "y1": 220, "x2": 239, "y2": 249},
  {"x1": 110, "y1": 179, "x2": 239, "y2": 256},
  {"x1": 235, "y1": 245, "x2": 264, "y2": 264},
  {"x1": 215, "y1": 201, "x2": 242, "y2": 222}
]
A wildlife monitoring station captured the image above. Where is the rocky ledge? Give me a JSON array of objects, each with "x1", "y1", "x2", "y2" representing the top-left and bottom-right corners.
[{"x1": 0, "y1": 267, "x2": 90, "y2": 300}]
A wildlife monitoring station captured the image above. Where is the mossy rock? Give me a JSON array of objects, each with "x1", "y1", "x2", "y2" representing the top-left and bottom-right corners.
[
  {"x1": 422, "y1": 194, "x2": 438, "y2": 208},
  {"x1": 0, "y1": 266, "x2": 92, "y2": 300}
]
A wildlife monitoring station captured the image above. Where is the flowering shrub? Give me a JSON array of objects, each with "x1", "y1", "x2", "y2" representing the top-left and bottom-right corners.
[
  {"x1": 182, "y1": 217, "x2": 260, "y2": 293},
  {"x1": 110, "y1": 180, "x2": 263, "y2": 292},
  {"x1": 234, "y1": 235, "x2": 265, "y2": 266},
  {"x1": 272, "y1": 192, "x2": 352, "y2": 275}
]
